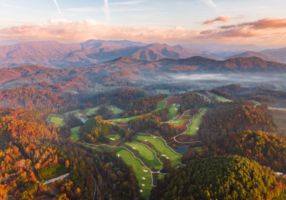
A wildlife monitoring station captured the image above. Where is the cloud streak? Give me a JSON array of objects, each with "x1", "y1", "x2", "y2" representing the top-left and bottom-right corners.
[
  {"x1": 103, "y1": 0, "x2": 111, "y2": 23},
  {"x1": 53, "y1": 0, "x2": 63, "y2": 18},
  {"x1": 203, "y1": 16, "x2": 233, "y2": 25},
  {"x1": 201, "y1": 0, "x2": 218, "y2": 9},
  {"x1": 1, "y1": 18, "x2": 286, "y2": 46}
]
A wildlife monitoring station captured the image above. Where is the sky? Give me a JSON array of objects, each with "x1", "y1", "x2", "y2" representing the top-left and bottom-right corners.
[{"x1": 0, "y1": 0, "x2": 286, "y2": 46}]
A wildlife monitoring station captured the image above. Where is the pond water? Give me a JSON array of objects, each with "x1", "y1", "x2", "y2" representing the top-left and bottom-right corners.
[
  {"x1": 174, "y1": 145, "x2": 189, "y2": 154},
  {"x1": 78, "y1": 117, "x2": 87, "y2": 123}
]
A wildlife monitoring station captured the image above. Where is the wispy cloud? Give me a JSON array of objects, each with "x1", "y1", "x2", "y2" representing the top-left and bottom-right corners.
[
  {"x1": 110, "y1": 1, "x2": 141, "y2": 5},
  {"x1": 201, "y1": 0, "x2": 218, "y2": 9},
  {"x1": 53, "y1": 0, "x2": 63, "y2": 18},
  {"x1": 103, "y1": 0, "x2": 111, "y2": 23},
  {"x1": 203, "y1": 16, "x2": 233, "y2": 25}
]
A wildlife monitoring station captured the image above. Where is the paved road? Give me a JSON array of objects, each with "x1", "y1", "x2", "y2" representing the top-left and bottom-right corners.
[{"x1": 43, "y1": 173, "x2": 69, "y2": 185}]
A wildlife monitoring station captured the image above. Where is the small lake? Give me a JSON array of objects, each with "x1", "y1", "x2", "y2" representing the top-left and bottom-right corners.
[
  {"x1": 174, "y1": 145, "x2": 189, "y2": 154},
  {"x1": 78, "y1": 117, "x2": 87, "y2": 123}
]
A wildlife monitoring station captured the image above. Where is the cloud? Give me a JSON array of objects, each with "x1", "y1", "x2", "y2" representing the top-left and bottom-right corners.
[
  {"x1": 110, "y1": 1, "x2": 141, "y2": 5},
  {"x1": 201, "y1": 0, "x2": 218, "y2": 9},
  {"x1": 53, "y1": 0, "x2": 63, "y2": 18},
  {"x1": 1, "y1": 18, "x2": 286, "y2": 46},
  {"x1": 103, "y1": 0, "x2": 111, "y2": 23},
  {"x1": 200, "y1": 30, "x2": 213, "y2": 35},
  {"x1": 203, "y1": 16, "x2": 233, "y2": 25},
  {"x1": 221, "y1": 18, "x2": 286, "y2": 30}
]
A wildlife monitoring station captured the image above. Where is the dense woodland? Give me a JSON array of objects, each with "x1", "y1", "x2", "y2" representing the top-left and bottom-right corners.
[
  {"x1": 179, "y1": 93, "x2": 207, "y2": 113},
  {"x1": 129, "y1": 108, "x2": 180, "y2": 136},
  {"x1": 121, "y1": 94, "x2": 167, "y2": 117},
  {"x1": 199, "y1": 101, "x2": 277, "y2": 141},
  {"x1": 96, "y1": 105, "x2": 114, "y2": 119},
  {"x1": 184, "y1": 131, "x2": 286, "y2": 173},
  {"x1": 151, "y1": 155, "x2": 286, "y2": 200},
  {"x1": 82, "y1": 116, "x2": 126, "y2": 144}
]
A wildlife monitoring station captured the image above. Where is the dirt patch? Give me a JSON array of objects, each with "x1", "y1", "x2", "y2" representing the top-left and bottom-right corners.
[
  {"x1": 166, "y1": 97, "x2": 183, "y2": 107},
  {"x1": 113, "y1": 122, "x2": 129, "y2": 130}
]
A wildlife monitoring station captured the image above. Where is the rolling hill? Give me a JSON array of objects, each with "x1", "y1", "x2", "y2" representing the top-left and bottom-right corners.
[{"x1": 226, "y1": 51, "x2": 279, "y2": 62}]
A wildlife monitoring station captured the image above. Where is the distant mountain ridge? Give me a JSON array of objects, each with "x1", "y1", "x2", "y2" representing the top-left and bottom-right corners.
[{"x1": 0, "y1": 40, "x2": 219, "y2": 69}]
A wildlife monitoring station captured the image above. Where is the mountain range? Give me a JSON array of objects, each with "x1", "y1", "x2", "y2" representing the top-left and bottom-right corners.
[
  {"x1": 0, "y1": 40, "x2": 219, "y2": 69},
  {"x1": 1, "y1": 56, "x2": 286, "y2": 89}
]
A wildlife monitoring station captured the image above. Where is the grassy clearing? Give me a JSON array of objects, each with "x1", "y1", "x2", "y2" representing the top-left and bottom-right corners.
[
  {"x1": 125, "y1": 142, "x2": 162, "y2": 171},
  {"x1": 108, "y1": 106, "x2": 123, "y2": 116},
  {"x1": 86, "y1": 106, "x2": 100, "y2": 116},
  {"x1": 196, "y1": 93, "x2": 211, "y2": 102},
  {"x1": 116, "y1": 147, "x2": 152, "y2": 197},
  {"x1": 134, "y1": 134, "x2": 181, "y2": 167},
  {"x1": 269, "y1": 107, "x2": 286, "y2": 111},
  {"x1": 169, "y1": 118, "x2": 187, "y2": 125},
  {"x1": 168, "y1": 104, "x2": 180, "y2": 120},
  {"x1": 107, "y1": 135, "x2": 121, "y2": 141},
  {"x1": 156, "y1": 89, "x2": 170, "y2": 95},
  {"x1": 109, "y1": 116, "x2": 137, "y2": 122},
  {"x1": 48, "y1": 115, "x2": 65, "y2": 127},
  {"x1": 155, "y1": 99, "x2": 167, "y2": 111},
  {"x1": 206, "y1": 91, "x2": 232, "y2": 102},
  {"x1": 183, "y1": 108, "x2": 209, "y2": 135},
  {"x1": 70, "y1": 126, "x2": 81, "y2": 141}
]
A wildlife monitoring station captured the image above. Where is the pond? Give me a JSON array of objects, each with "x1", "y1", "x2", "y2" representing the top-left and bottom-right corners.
[
  {"x1": 174, "y1": 145, "x2": 189, "y2": 154},
  {"x1": 78, "y1": 117, "x2": 87, "y2": 123}
]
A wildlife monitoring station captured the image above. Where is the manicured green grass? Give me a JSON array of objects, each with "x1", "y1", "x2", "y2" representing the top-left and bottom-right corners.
[
  {"x1": 155, "y1": 99, "x2": 167, "y2": 111},
  {"x1": 156, "y1": 89, "x2": 170, "y2": 95},
  {"x1": 108, "y1": 106, "x2": 123, "y2": 115},
  {"x1": 269, "y1": 107, "x2": 286, "y2": 111},
  {"x1": 86, "y1": 106, "x2": 100, "y2": 116},
  {"x1": 48, "y1": 115, "x2": 65, "y2": 127},
  {"x1": 70, "y1": 126, "x2": 81, "y2": 141},
  {"x1": 116, "y1": 147, "x2": 152, "y2": 197},
  {"x1": 109, "y1": 116, "x2": 137, "y2": 122},
  {"x1": 134, "y1": 134, "x2": 181, "y2": 167},
  {"x1": 196, "y1": 93, "x2": 211, "y2": 102},
  {"x1": 184, "y1": 108, "x2": 209, "y2": 135},
  {"x1": 158, "y1": 174, "x2": 165, "y2": 180},
  {"x1": 168, "y1": 104, "x2": 180, "y2": 120},
  {"x1": 125, "y1": 142, "x2": 162, "y2": 171},
  {"x1": 206, "y1": 91, "x2": 232, "y2": 102},
  {"x1": 107, "y1": 135, "x2": 121, "y2": 140},
  {"x1": 170, "y1": 118, "x2": 187, "y2": 125}
]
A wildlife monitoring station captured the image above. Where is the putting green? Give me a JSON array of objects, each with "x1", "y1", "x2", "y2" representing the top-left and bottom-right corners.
[
  {"x1": 125, "y1": 142, "x2": 162, "y2": 171},
  {"x1": 155, "y1": 98, "x2": 167, "y2": 111},
  {"x1": 108, "y1": 106, "x2": 123, "y2": 115},
  {"x1": 86, "y1": 106, "x2": 100, "y2": 116},
  {"x1": 48, "y1": 115, "x2": 65, "y2": 127},
  {"x1": 134, "y1": 134, "x2": 181, "y2": 167},
  {"x1": 107, "y1": 135, "x2": 121, "y2": 140},
  {"x1": 116, "y1": 147, "x2": 152, "y2": 197},
  {"x1": 183, "y1": 108, "x2": 209, "y2": 135},
  {"x1": 170, "y1": 118, "x2": 187, "y2": 125},
  {"x1": 206, "y1": 91, "x2": 232, "y2": 102},
  {"x1": 70, "y1": 126, "x2": 81, "y2": 141},
  {"x1": 168, "y1": 104, "x2": 180, "y2": 120}
]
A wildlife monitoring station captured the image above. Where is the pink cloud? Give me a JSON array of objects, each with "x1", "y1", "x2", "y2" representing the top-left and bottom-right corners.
[
  {"x1": 203, "y1": 16, "x2": 233, "y2": 25},
  {"x1": 200, "y1": 30, "x2": 213, "y2": 35}
]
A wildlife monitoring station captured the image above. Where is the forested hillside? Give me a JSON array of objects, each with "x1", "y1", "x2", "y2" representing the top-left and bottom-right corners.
[{"x1": 151, "y1": 155, "x2": 286, "y2": 200}]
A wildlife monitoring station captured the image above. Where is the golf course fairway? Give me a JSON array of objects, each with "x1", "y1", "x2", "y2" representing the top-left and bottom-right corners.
[
  {"x1": 125, "y1": 142, "x2": 163, "y2": 171},
  {"x1": 134, "y1": 134, "x2": 181, "y2": 167},
  {"x1": 116, "y1": 147, "x2": 152, "y2": 198},
  {"x1": 183, "y1": 108, "x2": 209, "y2": 135}
]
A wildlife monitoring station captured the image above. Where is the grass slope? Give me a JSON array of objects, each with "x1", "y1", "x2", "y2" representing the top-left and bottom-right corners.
[
  {"x1": 168, "y1": 104, "x2": 180, "y2": 119},
  {"x1": 116, "y1": 147, "x2": 152, "y2": 197},
  {"x1": 269, "y1": 107, "x2": 286, "y2": 111},
  {"x1": 125, "y1": 142, "x2": 162, "y2": 171},
  {"x1": 184, "y1": 108, "x2": 209, "y2": 135},
  {"x1": 86, "y1": 106, "x2": 100, "y2": 116},
  {"x1": 134, "y1": 134, "x2": 181, "y2": 167},
  {"x1": 70, "y1": 126, "x2": 81, "y2": 141},
  {"x1": 108, "y1": 106, "x2": 123, "y2": 115},
  {"x1": 206, "y1": 91, "x2": 232, "y2": 102},
  {"x1": 155, "y1": 98, "x2": 167, "y2": 111},
  {"x1": 109, "y1": 116, "x2": 137, "y2": 122},
  {"x1": 48, "y1": 115, "x2": 65, "y2": 127}
]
